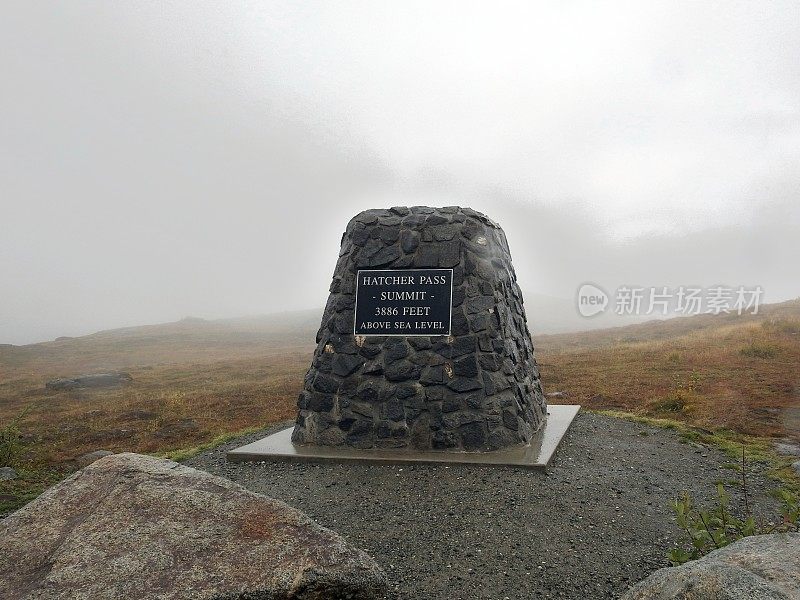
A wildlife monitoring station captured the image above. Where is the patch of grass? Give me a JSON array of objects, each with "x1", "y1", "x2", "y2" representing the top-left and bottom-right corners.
[
  {"x1": 0, "y1": 406, "x2": 33, "y2": 468},
  {"x1": 160, "y1": 425, "x2": 271, "y2": 462},
  {"x1": 0, "y1": 467, "x2": 66, "y2": 515},
  {"x1": 688, "y1": 370, "x2": 702, "y2": 392},
  {"x1": 739, "y1": 342, "x2": 779, "y2": 359},
  {"x1": 762, "y1": 318, "x2": 800, "y2": 335},
  {"x1": 0, "y1": 421, "x2": 24, "y2": 468},
  {"x1": 668, "y1": 484, "x2": 799, "y2": 565},
  {"x1": 593, "y1": 409, "x2": 685, "y2": 431},
  {"x1": 712, "y1": 478, "x2": 742, "y2": 487},
  {"x1": 650, "y1": 391, "x2": 692, "y2": 413}
]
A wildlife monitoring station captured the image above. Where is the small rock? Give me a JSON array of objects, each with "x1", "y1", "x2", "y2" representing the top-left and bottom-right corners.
[
  {"x1": 44, "y1": 377, "x2": 80, "y2": 391},
  {"x1": 76, "y1": 450, "x2": 114, "y2": 468},
  {"x1": 0, "y1": 467, "x2": 18, "y2": 481},
  {"x1": 774, "y1": 440, "x2": 800, "y2": 457},
  {"x1": 547, "y1": 391, "x2": 567, "y2": 399},
  {"x1": 792, "y1": 461, "x2": 800, "y2": 477},
  {"x1": 46, "y1": 372, "x2": 133, "y2": 391}
]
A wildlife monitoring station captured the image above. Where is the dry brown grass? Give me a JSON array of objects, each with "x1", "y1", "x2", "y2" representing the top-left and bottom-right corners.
[
  {"x1": 0, "y1": 354, "x2": 306, "y2": 463},
  {"x1": 0, "y1": 313, "x2": 316, "y2": 512},
  {"x1": 537, "y1": 300, "x2": 800, "y2": 440},
  {"x1": 1, "y1": 302, "x2": 799, "y2": 512}
]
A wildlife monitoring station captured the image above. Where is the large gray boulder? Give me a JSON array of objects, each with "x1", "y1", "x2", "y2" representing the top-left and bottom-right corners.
[
  {"x1": 621, "y1": 533, "x2": 800, "y2": 600},
  {"x1": 0, "y1": 453, "x2": 387, "y2": 599}
]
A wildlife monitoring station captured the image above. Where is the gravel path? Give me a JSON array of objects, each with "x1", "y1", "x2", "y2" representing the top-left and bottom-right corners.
[{"x1": 186, "y1": 412, "x2": 781, "y2": 599}]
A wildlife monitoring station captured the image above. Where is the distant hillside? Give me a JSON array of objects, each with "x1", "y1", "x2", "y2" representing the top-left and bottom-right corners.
[
  {"x1": 537, "y1": 298, "x2": 800, "y2": 352},
  {"x1": 0, "y1": 290, "x2": 709, "y2": 373},
  {"x1": 0, "y1": 310, "x2": 320, "y2": 376}
]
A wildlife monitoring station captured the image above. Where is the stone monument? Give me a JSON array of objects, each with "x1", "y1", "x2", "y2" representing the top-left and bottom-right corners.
[{"x1": 290, "y1": 206, "x2": 547, "y2": 452}]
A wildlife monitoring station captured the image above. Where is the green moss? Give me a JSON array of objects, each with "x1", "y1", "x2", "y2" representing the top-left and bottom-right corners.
[
  {"x1": 739, "y1": 343, "x2": 779, "y2": 359},
  {"x1": 159, "y1": 426, "x2": 267, "y2": 462}
]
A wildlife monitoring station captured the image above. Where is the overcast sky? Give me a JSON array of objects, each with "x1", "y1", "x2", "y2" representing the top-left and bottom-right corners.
[{"x1": 2, "y1": 1, "x2": 799, "y2": 344}]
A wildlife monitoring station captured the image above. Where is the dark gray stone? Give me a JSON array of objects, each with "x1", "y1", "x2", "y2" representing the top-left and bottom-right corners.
[
  {"x1": 368, "y1": 245, "x2": 402, "y2": 267},
  {"x1": 447, "y1": 377, "x2": 483, "y2": 392},
  {"x1": 433, "y1": 224, "x2": 459, "y2": 241},
  {"x1": 313, "y1": 374, "x2": 340, "y2": 394},
  {"x1": 399, "y1": 230, "x2": 420, "y2": 253},
  {"x1": 434, "y1": 335, "x2": 476, "y2": 358},
  {"x1": 450, "y1": 311, "x2": 469, "y2": 335},
  {"x1": 332, "y1": 354, "x2": 364, "y2": 377},
  {"x1": 379, "y1": 226, "x2": 400, "y2": 243},
  {"x1": 384, "y1": 360, "x2": 417, "y2": 382},
  {"x1": 0, "y1": 467, "x2": 18, "y2": 481},
  {"x1": 384, "y1": 340, "x2": 409, "y2": 362},
  {"x1": 362, "y1": 361, "x2": 383, "y2": 376},
  {"x1": 426, "y1": 214, "x2": 449, "y2": 226},
  {"x1": 419, "y1": 365, "x2": 444, "y2": 386},
  {"x1": 454, "y1": 355, "x2": 478, "y2": 378},
  {"x1": 442, "y1": 397, "x2": 461, "y2": 413},
  {"x1": 45, "y1": 372, "x2": 132, "y2": 391},
  {"x1": 395, "y1": 384, "x2": 418, "y2": 399},
  {"x1": 359, "y1": 344, "x2": 382, "y2": 359},
  {"x1": 459, "y1": 422, "x2": 487, "y2": 450},
  {"x1": 502, "y1": 409, "x2": 519, "y2": 430},
  {"x1": 465, "y1": 295, "x2": 495, "y2": 314},
  {"x1": 292, "y1": 207, "x2": 547, "y2": 452},
  {"x1": 356, "y1": 380, "x2": 383, "y2": 402},
  {"x1": 408, "y1": 337, "x2": 432, "y2": 350},
  {"x1": 414, "y1": 244, "x2": 440, "y2": 267},
  {"x1": 432, "y1": 430, "x2": 458, "y2": 449},
  {"x1": 308, "y1": 393, "x2": 335, "y2": 412},
  {"x1": 385, "y1": 399, "x2": 405, "y2": 422},
  {"x1": 351, "y1": 226, "x2": 370, "y2": 246},
  {"x1": 439, "y1": 240, "x2": 461, "y2": 267},
  {"x1": 479, "y1": 354, "x2": 502, "y2": 372},
  {"x1": 465, "y1": 392, "x2": 485, "y2": 409},
  {"x1": 469, "y1": 313, "x2": 491, "y2": 332}
]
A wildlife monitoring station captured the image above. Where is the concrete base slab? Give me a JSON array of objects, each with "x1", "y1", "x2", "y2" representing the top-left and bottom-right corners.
[{"x1": 227, "y1": 405, "x2": 580, "y2": 469}]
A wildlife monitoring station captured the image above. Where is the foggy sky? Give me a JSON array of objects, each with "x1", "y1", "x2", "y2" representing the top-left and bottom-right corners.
[{"x1": 2, "y1": 1, "x2": 799, "y2": 344}]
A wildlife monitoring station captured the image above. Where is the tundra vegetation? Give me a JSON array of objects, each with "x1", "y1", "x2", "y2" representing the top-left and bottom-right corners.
[{"x1": 1, "y1": 300, "x2": 799, "y2": 514}]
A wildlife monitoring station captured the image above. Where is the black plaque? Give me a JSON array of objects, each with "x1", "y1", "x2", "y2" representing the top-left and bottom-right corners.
[{"x1": 354, "y1": 268, "x2": 453, "y2": 336}]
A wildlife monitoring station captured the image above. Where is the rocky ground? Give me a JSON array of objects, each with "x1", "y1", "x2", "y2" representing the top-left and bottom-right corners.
[{"x1": 187, "y1": 412, "x2": 783, "y2": 600}]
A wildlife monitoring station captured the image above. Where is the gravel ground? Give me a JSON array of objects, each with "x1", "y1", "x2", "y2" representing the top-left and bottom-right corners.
[{"x1": 186, "y1": 413, "x2": 781, "y2": 600}]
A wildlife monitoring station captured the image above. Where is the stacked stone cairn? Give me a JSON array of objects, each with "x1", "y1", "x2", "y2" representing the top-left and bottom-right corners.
[{"x1": 291, "y1": 206, "x2": 547, "y2": 451}]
